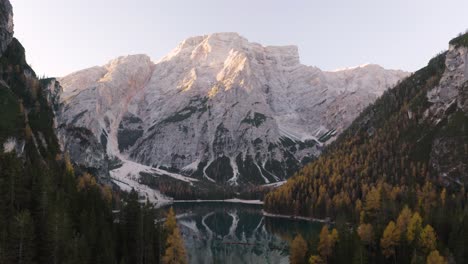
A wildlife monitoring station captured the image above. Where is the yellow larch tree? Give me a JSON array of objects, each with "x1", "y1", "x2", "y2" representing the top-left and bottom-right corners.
[
  {"x1": 290, "y1": 234, "x2": 308, "y2": 264},
  {"x1": 380, "y1": 221, "x2": 401, "y2": 259}
]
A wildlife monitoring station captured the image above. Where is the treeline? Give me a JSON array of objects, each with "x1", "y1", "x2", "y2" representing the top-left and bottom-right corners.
[
  {"x1": 140, "y1": 172, "x2": 271, "y2": 200},
  {"x1": 266, "y1": 37, "x2": 468, "y2": 263},
  {"x1": 289, "y1": 206, "x2": 456, "y2": 264}
]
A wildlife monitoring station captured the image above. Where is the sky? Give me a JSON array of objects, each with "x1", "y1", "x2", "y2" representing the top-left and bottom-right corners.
[{"x1": 11, "y1": 0, "x2": 468, "y2": 77}]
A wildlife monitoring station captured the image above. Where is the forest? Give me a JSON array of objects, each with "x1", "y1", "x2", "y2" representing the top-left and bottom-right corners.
[
  {"x1": 266, "y1": 34, "x2": 468, "y2": 264},
  {"x1": 0, "y1": 38, "x2": 187, "y2": 264}
]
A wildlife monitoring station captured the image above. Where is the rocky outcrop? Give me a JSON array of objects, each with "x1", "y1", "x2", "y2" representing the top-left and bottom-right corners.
[
  {"x1": 0, "y1": 0, "x2": 13, "y2": 56},
  {"x1": 57, "y1": 125, "x2": 111, "y2": 183},
  {"x1": 41, "y1": 78, "x2": 112, "y2": 183},
  {"x1": 427, "y1": 44, "x2": 468, "y2": 186},
  {"x1": 42, "y1": 78, "x2": 63, "y2": 113},
  {"x1": 57, "y1": 32, "x2": 409, "y2": 186}
]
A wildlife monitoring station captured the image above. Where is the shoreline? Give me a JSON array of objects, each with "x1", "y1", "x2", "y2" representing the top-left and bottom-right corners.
[
  {"x1": 262, "y1": 210, "x2": 333, "y2": 224},
  {"x1": 171, "y1": 198, "x2": 264, "y2": 205},
  {"x1": 157, "y1": 200, "x2": 334, "y2": 224}
]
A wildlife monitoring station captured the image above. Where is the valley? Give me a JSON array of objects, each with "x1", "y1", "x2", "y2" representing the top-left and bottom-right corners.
[{"x1": 1, "y1": 0, "x2": 467, "y2": 263}]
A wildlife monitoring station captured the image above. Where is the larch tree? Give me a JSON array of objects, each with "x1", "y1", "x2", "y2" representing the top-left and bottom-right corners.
[
  {"x1": 357, "y1": 223, "x2": 373, "y2": 264},
  {"x1": 357, "y1": 223, "x2": 374, "y2": 245},
  {"x1": 318, "y1": 226, "x2": 331, "y2": 260},
  {"x1": 308, "y1": 255, "x2": 322, "y2": 264},
  {"x1": 380, "y1": 221, "x2": 401, "y2": 260},
  {"x1": 162, "y1": 227, "x2": 187, "y2": 264},
  {"x1": 396, "y1": 206, "x2": 412, "y2": 239},
  {"x1": 162, "y1": 208, "x2": 187, "y2": 264},
  {"x1": 164, "y1": 207, "x2": 177, "y2": 235},
  {"x1": 363, "y1": 187, "x2": 381, "y2": 221},
  {"x1": 330, "y1": 228, "x2": 339, "y2": 245},
  {"x1": 426, "y1": 250, "x2": 447, "y2": 264},
  {"x1": 419, "y1": 225, "x2": 437, "y2": 253},
  {"x1": 290, "y1": 234, "x2": 308, "y2": 264},
  {"x1": 407, "y1": 212, "x2": 422, "y2": 244}
]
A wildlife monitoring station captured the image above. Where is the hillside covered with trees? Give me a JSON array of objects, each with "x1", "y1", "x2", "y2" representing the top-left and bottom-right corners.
[
  {"x1": 267, "y1": 33, "x2": 468, "y2": 263},
  {"x1": 0, "y1": 15, "x2": 187, "y2": 263}
]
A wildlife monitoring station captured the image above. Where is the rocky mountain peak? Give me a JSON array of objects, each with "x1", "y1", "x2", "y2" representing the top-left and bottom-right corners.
[
  {"x1": 104, "y1": 54, "x2": 153, "y2": 71},
  {"x1": 100, "y1": 54, "x2": 154, "y2": 86},
  {"x1": 55, "y1": 32, "x2": 409, "y2": 194},
  {"x1": 160, "y1": 32, "x2": 300, "y2": 68}
]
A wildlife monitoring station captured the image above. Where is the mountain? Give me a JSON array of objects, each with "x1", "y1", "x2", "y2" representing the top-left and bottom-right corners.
[
  {"x1": 55, "y1": 32, "x2": 408, "y2": 192},
  {"x1": 265, "y1": 32, "x2": 468, "y2": 263}
]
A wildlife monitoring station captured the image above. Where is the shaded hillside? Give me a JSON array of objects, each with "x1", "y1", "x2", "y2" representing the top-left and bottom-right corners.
[{"x1": 0, "y1": 2, "x2": 174, "y2": 262}]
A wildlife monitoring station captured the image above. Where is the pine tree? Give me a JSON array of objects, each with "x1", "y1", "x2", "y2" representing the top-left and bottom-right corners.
[
  {"x1": 13, "y1": 210, "x2": 35, "y2": 264},
  {"x1": 121, "y1": 190, "x2": 142, "y2": 264}
]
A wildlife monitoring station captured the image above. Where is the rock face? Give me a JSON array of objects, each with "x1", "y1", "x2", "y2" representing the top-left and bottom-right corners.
[
  {"x1": 0, "y1": 0, "x2": 13, "y2": 56},
  {"x1": 427, "y1": 43, "x2": 468, "y2": 186},
  {"x1": 57, "y1": 32, "x2": 409, "y2": 185},
  {"x1": 42, "y1": 78, "x2": 62, "y2": 113}
]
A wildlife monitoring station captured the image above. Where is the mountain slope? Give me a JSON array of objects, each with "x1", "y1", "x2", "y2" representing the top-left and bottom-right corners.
[
  {"x1": 265, "y1": 33, "x2": 468, "y2": 263},
  {"x1": 56, "y1": 32, "x2": 408, "y2": 189},
  {"x1": 0, "y1": 1, "x2": 168, "y2": 263}
]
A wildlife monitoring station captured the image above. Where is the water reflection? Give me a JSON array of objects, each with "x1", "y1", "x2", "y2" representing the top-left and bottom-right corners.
[{"x1": 160, "y1": 202, "x2": 323, "y2": 264}]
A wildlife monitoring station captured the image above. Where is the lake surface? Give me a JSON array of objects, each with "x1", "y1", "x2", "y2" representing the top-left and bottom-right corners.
[{"x1": 160, "y1": 202, "x2": 324, "y2": 264}]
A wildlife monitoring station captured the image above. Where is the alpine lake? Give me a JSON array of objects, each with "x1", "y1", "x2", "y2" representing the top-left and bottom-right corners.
[{"x1": 158, "y1": 202, "x2": 325, "y2": 264}]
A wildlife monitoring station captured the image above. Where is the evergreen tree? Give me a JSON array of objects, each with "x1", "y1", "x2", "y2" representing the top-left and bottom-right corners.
[{"x1": 12, "y1": 210, "x2": 34, "y2": 264}]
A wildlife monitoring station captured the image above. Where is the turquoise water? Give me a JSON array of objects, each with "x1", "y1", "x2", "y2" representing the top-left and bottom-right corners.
[{"x1": 160, "y1": 202, "x2": 324, "y2": 264}]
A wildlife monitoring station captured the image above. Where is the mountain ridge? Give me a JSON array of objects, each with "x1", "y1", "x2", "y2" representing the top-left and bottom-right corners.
[{"x1": 54, "y1": 32, "x2": 409, "y2": 199}]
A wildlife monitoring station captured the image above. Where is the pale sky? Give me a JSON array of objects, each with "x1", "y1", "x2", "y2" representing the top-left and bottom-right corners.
[{"x1": 11, "y1": 0, "x2": 468, "y2": 77}]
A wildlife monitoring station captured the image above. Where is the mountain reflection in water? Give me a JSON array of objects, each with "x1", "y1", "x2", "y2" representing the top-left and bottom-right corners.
[{"x1": 160, "y1": 202, "x2": 323, "y2": 264}]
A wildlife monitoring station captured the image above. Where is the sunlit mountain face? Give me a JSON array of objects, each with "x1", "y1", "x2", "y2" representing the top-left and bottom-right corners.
[{"x1": 52, "y1": 32, "x2": 408, "y2": 202}]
